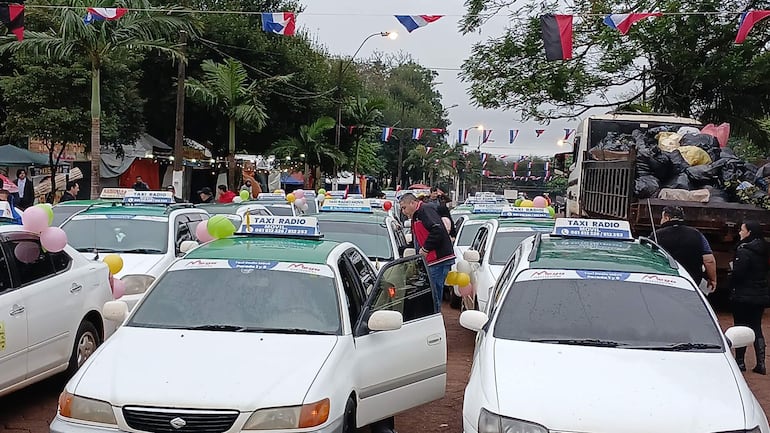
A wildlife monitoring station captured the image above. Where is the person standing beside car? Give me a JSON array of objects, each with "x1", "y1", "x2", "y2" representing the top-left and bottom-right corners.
[
  {"x1": 730, "y1": 220, "x2": 768, "y2": 374},
  {"x1": 13, "y1": 169, "x2": 34, "y2": 210},
  {"x1": 656, "y1": 206, "x2": 718, "y2": 292}
]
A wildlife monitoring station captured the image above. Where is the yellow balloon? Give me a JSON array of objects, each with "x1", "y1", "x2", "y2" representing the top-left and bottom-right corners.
[
  {"x1": 520, "y1": 199, "x2": 534, "y2": 208},
  {"x1": 103, "y1": 254, "x2": 123, "y2": 275},
  {"x1": 286, "y1": 193, "x2": 296, "y2": 203},
  {"x1": 455, "y1": 272, "x2": 471, "y2": 287},
  {"x1": 274, "y1": 189, "x2": 282, "y2": 194},
  {"x1": 445, "y1": 271, "x2": 458, "y2": 286}
]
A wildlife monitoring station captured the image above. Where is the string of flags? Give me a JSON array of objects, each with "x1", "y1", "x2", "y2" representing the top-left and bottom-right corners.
[
  {"x1": 380, "y1": 127, "x2": 446, "y2": 142},
  {"x1": 541, "y1": 10, "x2": 770, "y2": 61}
]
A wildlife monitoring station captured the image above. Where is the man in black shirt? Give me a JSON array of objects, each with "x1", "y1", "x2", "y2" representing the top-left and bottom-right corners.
[{"x1": 656, "y1": 206, "x2": 717, "y2": 292}]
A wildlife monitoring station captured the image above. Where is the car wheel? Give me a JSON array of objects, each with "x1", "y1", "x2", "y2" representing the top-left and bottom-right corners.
[
  {"x1": 341, "y1": 396, "x2": 356, "y2": 433},
  {"x1": 66, "y1": 320, "x2": 101, "y2": 376},
  {"x1": 449, "y1": 290, "x2": 462, "y2": 309}
]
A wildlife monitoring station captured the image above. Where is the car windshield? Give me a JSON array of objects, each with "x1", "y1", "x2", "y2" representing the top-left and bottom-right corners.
[
  {"x1": 128, "y1": 267, "x2": 341, "y2": 334},
  {"x1": 494, "y1": 279, "x2": 723, "y2": 350},
  {"x1": 319, "y1": 221, "x2": 393, "y2": 261},
  {"x1": 52, "y1": 206, "x2": 88, "y2": 227},
  {"x1": 457, "y1": 223, "x2": 483, "y2": 246},
  {"x1": 489, "y1": 231, "x2": 539, "y2": 265},
  {"x1": 264, "y1": 204, "x2": 294, "y2": 216},
  {"x1": 62, "y1": 216, "x2": 168, "y2": 254}
]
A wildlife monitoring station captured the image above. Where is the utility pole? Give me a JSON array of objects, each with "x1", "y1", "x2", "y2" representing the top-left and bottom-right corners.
[{"x1": 173, "y1": 30, "x2": 187, "y2": 198}]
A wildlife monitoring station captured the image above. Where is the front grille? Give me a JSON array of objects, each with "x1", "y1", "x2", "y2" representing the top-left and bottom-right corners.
[{"x1": 123, "y1": 407, "x2": 239, "y2": 433}]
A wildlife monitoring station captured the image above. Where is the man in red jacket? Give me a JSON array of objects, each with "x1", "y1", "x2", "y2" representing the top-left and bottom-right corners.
[
  {"x1": 399, "y1": 193, "x2": 455, "y2": 312},
  {"x1": 217, "y1": 184, "x2": 236, "y2": 203}
]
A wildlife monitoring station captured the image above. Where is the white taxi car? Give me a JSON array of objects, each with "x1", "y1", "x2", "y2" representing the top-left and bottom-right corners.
[
  {"x1": 60, "y1": 191, "x2": 209, "y2": 310},
  {"x1": 460, "y1": 218, "x2": 768, "y2": 433},
  {"x1": 51, "y1": 216, "x2": 446, "y2": 433},
  {"x1": 0, "y1": 210, "x2": 116, "y2": 397}
]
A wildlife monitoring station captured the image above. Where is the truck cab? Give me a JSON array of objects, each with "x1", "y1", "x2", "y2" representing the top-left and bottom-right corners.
[{"x1": 565, "y1": 112, "x2": 701, "y2": 217}]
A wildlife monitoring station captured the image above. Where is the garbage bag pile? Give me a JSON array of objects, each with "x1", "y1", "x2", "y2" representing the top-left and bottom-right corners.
[{"x1": 595, "y1": 123, "x2": 770, "y2": 209}]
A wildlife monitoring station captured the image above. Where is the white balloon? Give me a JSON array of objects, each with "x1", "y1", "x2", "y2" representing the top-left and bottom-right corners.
[
  {"x1": 300, "y1": 203, "x2": 309, "y2": 212},
  {"x1": 456, "y1": 260, "x2": 472, "y2": 274}
]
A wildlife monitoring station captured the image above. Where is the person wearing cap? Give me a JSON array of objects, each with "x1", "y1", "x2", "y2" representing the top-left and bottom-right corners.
[
  {"x1": 656, "y1": 206, "x2": 717, "y2": 292},
  {"x1": 165, "y1": 185, "x2": 185, "y2": 203},
  {"x1": 198, "y1": 187, "x2": 214, "y2": 204}
]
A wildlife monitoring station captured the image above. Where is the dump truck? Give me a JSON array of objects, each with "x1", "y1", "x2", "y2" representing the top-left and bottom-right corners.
[{"x1": 564, "y1": 112, "x2": 769, "y2": 300}]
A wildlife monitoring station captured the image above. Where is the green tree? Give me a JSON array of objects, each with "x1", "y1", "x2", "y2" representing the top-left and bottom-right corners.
[
  {"x1": 272, "y1": 116, "x2": 345, "y2": 189},
  {"x1": 0, "y1": 0, "x2": 196, "y2": 198},
  {"x1": 461, "y1": 0, "x2": 770, "y2": 147},
  {"x1": 186, "y1": 58, "x2": 284, "y2": 187},
  {"x1": 345, "y1": 97, "x2": 384, "y2": 176}
]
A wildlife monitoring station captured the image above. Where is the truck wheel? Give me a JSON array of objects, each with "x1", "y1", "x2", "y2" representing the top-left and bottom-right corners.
[{"x1": 66, "y1": 320, "x2": 101, "y2": 376}]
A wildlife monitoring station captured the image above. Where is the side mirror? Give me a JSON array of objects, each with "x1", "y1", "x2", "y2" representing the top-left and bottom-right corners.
[
  {"x1": 403, "y1": 248, "x2": 416, "y2": 257},
  {"x1": 404, "y1": 233, "x2": 413, "y2": 244},
  {"x1": 368, "y1": 310, "x2": 403, "y2": 332},
  {"x1": 464, "y1": 250, "x2": 480, "y2": 263},
  {"x1": 103, "y1": 300, "x2": 129, "y2": 323},
  {"x1": 460, "y1": 310, "x2": 489, "y2": 332},
  {"x1": 179, "y1": 240, "x2": 199, "y2": 254},
  {"x1": 725, "y1": 326, "x2": 755, "y2": 348}
]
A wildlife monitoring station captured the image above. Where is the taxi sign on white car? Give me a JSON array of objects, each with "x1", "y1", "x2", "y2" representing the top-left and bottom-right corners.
[
  {"x1": 122, "y1": 191, "x2": 175, "y2": 205},
  {"x1": 320, "y1": 199, "x2": 373, "y2": 213}
]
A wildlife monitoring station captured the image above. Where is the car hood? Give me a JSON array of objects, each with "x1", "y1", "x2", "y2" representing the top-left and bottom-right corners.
[
  {"x1": 74, "y1": 327, "x2": 338, "y2": 410},
  {"x1": 492, "y1": 340, "x2": 746, "y2": 433},
  {"x1": 113, "y1": 253, "x2": 167, "y2": 278}
]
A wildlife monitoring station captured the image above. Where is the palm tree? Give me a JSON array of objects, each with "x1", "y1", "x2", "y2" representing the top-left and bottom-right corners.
[
  {"x1": 405, "y1": 144, "x2": 456, "y2": 185},
  {"x1": 0, "y1": 0, "x2": 196, "y2": 198},
  {"x1": 273, "y1": 117, "x2": 346, "y2": 189},
  {"x1": 186, "y1": 58, "x2": 283, "y2": 188},
  {"x1": 344, "y1": 97, "x2": 384, "y2": 177}
]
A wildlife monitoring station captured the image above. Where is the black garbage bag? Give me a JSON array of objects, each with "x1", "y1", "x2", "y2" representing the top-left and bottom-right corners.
[
  {"x1": 639, "y1": 146, "x2": 674, "y2": 180},
  {"x1": 667, "y1": 150, "x2": 690, "y2": 174},
  {"x1": 719, "y1": 147, "x2": 740, "y2": 160},
  {"x1": 635, "y1": 175, "x2": 660, "y2": 198},
  {"x1": 686, "y1": 163, "x2": 721, "y2": 184},
  {"x1": 662, "y1": 173, "x2": 693, "y2": 190},
  {"x1": 598, "y1": 132, "x2": 635, "y2": 151},
  {"x1": 705, "y1": 185, "x2": 729, "y2": 203},
  {"x1": 680, "y1": 133, "x2": 720, "y2": 150},
  {"x1": 631, "y1": 129, "x2": 650, "y2": 148},
  {"x1": 721, "y1": 160, "x2": 757, "y2": 183},
  {"x1": 646, "y1": 125, "x2": 677, "y2": 141}
]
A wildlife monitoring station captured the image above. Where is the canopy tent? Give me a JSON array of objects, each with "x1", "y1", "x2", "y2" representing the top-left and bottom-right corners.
[
  {"x1": 101, "y1": 133, "x2": 172, "y2": 178},
  {"x1": 0, "y1": 144, "x2": 59, "y2": 166},
  {"x1": 280, "y1": 172, "x2": 304, "y2": 186}
]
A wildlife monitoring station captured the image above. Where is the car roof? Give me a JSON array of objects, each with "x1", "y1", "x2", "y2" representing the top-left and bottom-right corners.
[
  {"x1": 186, "y1": 236, "x2": 340, "y2": 264},
  {"x1": 524, "y1": 235, "x2": 680, "y2": 276},
  {"x1": 54, "y1": 199, "x2": 117, "y2": 206}
]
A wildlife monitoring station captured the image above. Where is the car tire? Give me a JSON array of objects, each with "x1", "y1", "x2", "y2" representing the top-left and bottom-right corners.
[
  {"x1": 341, "y1": 396, "x2": 356, "y2": 433},
  {"x1": 66, "y1": 320, "x2": 101, "y2": 376}
]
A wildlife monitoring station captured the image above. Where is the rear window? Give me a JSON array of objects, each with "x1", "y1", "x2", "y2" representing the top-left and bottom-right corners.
[{"x1": 494, "y1": 279, "x2": 723, "y2": 350}]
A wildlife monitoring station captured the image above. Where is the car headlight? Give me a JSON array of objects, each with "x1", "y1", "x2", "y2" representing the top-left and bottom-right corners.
[
  {"x1": 58, "y1": 391, "x2": 117, "y2": 425},
  {"x1": 120, "y1": 274, "x2": 156, "y2": 295},
  {"x1": 479, "y1": 408, "x2": 548, "y2": 433},
  {"x1": 243, "y1": 399, "x2": 330, "y2": 430}
]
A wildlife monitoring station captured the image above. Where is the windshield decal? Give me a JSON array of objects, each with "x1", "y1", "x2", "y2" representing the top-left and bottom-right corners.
[
  {"x1": 519, "y1": 270, "x2": 694, "y2": 290},
  {"x1": 228, "y1": 260, "x2": 279, "y2": 270},
  {"x1": 576, "y1": 270, "x2": 630, "y2": 281},
  {"x1": 171, "y1": 259, "x2": 334, "y2": 277},
  {"x1": 72, "y1": 215, "x2": 167, "y2": 222}
]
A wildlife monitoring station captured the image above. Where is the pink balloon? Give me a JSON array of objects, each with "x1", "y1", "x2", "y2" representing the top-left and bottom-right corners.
[
  {"x1": 295, "y1": 197, "x2": 307, "y2": 207},
  {"x1": 14, "y1": 241, "x2": 40, "y2": 264},
  {"x1": 22, "y1": 206, "x2": 50, "y2": 233},
  {"x1": 532, "y1": 196, "x2": 548, "y2": 208},
  {"x1": 40, "y1": 227, "x2": 67, "y2": 252},
  {"x1": 195, "y1": 221, "x2": 215, "y2": 243},
  {"x1": 293, "y1": 189, "x2": 305, "y2": 199},
  {"x1": 459, "y1": 284, "x2": 474, "y2": 297},
  {"x1": 112, "y1": 279, "x2": 126, "y2": 300}
]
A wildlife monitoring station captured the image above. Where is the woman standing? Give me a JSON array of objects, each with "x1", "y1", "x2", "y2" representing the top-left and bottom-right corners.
[{"x1": 731, "y1": 220, "x2": 769, "y2": 374}]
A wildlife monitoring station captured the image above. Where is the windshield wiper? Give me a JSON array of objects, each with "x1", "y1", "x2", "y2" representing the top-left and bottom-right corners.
[
  {"x1": 188, "y1": 324, "x2": 245, "y2": 332},
  {"x1": 76, "y1": 247, "x2": 122, "y2": 253},
  {"x1": 530, "y1": 338, "x2": 627, "y2": 347},
  {"x1": 236, "y1": 327, "x2": 334, "y2": 335},
  {"x1": 117, "y1": 248, "x2": 164, "y2": 254},
  {"x1": 627, "y1": 342, "x2": 722, "y2": 351}
]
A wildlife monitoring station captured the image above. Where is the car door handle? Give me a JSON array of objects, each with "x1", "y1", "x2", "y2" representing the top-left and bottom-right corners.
[
  {"x1": 10, "y1": 304, "x2": 25, "y2": 316},
  {"x1": 427, "y1": 334, "x2": 443, "y2": 346},
  {"x1": 70, "y1": 283, "x2": 83, "y2": 293}
]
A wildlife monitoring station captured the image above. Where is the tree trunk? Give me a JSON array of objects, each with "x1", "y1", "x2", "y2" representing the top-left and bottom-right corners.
[
  {"x1": 228, "y1": 118, "x2": 236, "y2": 190},
  {"x1": 90, "y1": 67, "x2": 102, "y2": 199}
]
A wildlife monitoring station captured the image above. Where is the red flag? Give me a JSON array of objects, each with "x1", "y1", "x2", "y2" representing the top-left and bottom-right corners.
[
  {"x1": 348, "y1": 126, "x2": 355, "y2": 134},
  {"x1": 735, "y1": 10, "x2": 770, "y2": 43},
  {"x1": 0, "y1": 4, "x2": 24, "y2": 41},
  {"x1": 343, "y1": 185, "x2": 349, "y2": 199},
  {"x1": 540, "y1": 14, "x2": 573, "y2": 60}
]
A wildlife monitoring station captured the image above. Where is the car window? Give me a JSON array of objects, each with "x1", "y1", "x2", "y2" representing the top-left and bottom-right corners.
[
  {"x1": 265, "y1": 205, "x2": 294, "y2": 216},
  {"x1": 319, "y1": 221, "x2": 394, "y2": 261},
  {"x1": 369, "y1": 258, "x2": 435, "y2": 322},
  {"x1": 456, "y1": 222, "x2": 482, "y2": 246},
  {"x1": 0, "y1": 247, "x2": 13, "y2": 294},
  {"x1": 489, "y1": 247, "x2": 521, "y2": 315},
  {"x1": 346, "y1": 248, "x2": 376, "y2": 294},
  {"x1": 52, "y1": 205, "x2": 88, "y2": 227},
  {"x1": 338, "y1": 257, "x2": 365, "y2": 328},
  {"x1": 494, "y1": 279, "x2": 724, "y2": 349},
  {"x1": 129, "y1": 267, "x2": 341, "y2": 334},
  {"x1": 4, "y1": 237, "x2": 57, "y2": 287},
  {"x1": 50, "y1": 251, "x2": 72, "y2": 273},
  {"x1": 63, "y1": 216, "x2": 169, "y2": 254},
  {"x1": 477, "y1": 227, "x2": 491, "y2": 260},
  {"x1": 391, "y1": 221, "x2": 407, "y2": 251},
  {"x1": 489, "y1": 231, "x2": 539, "y2": 265},
  {"x1": 175, "y1": 216, "x2": 194, "y2": 252},
  {"x1": 470, "y1": 226, "x2": 488, "y2": 253}
]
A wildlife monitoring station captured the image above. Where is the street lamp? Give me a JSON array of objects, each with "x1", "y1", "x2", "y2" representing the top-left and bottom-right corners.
[{"x1": 334, "y1": 31, "x2": 398, "y2": 153}]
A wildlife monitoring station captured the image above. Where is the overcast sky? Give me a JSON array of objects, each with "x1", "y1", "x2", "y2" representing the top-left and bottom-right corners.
[{"x1": 299, "y1": 0, "x2": 577, "y2": 158}]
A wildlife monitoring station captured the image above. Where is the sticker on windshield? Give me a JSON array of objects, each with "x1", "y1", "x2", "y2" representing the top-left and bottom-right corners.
[
  {"x1": 275, "y1": 262, "x2": 333, "y2": 277},
  {"x1": 576, "y1": 270, "x2": 630, "y2": 281},
  {"x1": 636, "y1": 274, "x2": 685, "y2": 287},
  {"x1": 72, "y1": 215, "x2": 167, "y2": 222},
  {"x1": 526, "y1": 270, "x2": 567, "y2": 279},
  {"x1": 171, "y1": 259, "x2": 334, "y2": 277},
  {"x1": 228, "y1": 260, "x2": 278, "y2": 270},
  {"x1": 184, "y1": 259, "x2": 218, "y2": 268}
]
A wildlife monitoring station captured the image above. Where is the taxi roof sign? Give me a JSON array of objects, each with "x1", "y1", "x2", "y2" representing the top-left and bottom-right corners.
[
  {"x1": 123, "y1": 191, "x2": 174, "y2": 205},
  {"x1": 326, "y1": 190, "x2": 346, "y2": 198},
  {"x1": 551, "y1": 218, "x2": 633, "y2": 240},
  {"x1": 472, "y1": 203, "x2": 507, "y2": 214},
  {"x1": 237, "y1": 215, "x2": 322, "y2": 238},
  {"x1": 100, "y1": 188, "x2": 134, "y2": 199},
  {"x1": 500, "y1": 208, "x2": 552, "y2": 219},
  {"x1": 320, "y1": 199, "x2": 373, "y2": 213},
  {"x1": 256, "y1": 192, "x2": 286, "y2": 201}
]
